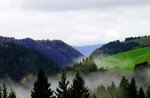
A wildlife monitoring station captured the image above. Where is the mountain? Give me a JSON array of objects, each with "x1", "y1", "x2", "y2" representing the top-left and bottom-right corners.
[
  {"x1": 91, "y1": 36, "x2": 150, "y2": 58},
  {"x1": 0, "y1": 36, "x2": 83, "y2": 66},
  {"x1": 37, "y1": 40, "x2": 84, "y2": 65},
  {"x1": 95, "y1": 46, "x2": 150, "y2": 73},
  {"x1": 0, "y1": 43, "x2": 59, "y2": 81},
  {"x1": 74, "y1": 44, "x2": 102, "y2": 56}
]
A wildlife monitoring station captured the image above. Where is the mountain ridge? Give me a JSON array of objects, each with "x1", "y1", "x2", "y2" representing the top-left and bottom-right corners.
[
  {"x1": 0, "y1": 36, "x2": 84, "y2": 66},
  {"x1": 91, "y1": 36, "x2": 150, "y2": 58}
]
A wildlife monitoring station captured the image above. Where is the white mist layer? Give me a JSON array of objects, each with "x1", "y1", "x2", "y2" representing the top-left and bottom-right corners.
[{"x1": 2, "y1": 70, "x2": 150, "y2": 98}]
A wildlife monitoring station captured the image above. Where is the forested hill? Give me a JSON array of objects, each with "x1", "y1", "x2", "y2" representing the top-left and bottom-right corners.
[
  {"x1": 0, "y1": 43, "x2": 60, "y2": 81},
  {"x1": 0, "y1": 36, "x2": 83, "y2": 66},
  {"x1": 91, "y1": 36, "x2": 150, "y2": 58},
  {"x1": 38, "y1": 40, "x2": 83, "y2": 65}
]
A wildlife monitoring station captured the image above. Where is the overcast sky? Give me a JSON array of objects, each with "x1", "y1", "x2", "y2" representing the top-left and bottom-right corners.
[{"x1": 0, "y1": 0, "x2": 150, "y2": 46}]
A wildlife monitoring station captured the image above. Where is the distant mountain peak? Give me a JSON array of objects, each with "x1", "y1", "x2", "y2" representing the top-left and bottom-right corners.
[{"x1": 74, "y1": 44, "x2": 102, "y2": 56}]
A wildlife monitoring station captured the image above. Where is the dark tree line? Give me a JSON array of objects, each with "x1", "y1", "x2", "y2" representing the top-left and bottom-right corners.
[
  {"x1": 134, "y1": 61, "x2": 150, "y2": 72},
  {"x1": 31, "y1": 70, "x2": 93, "y2": 98},
  {"x1": 94, "y1": 76, "x2": 150, "y2": 98},
  {"x1": 125, "y1": 36, "x2": 141, "y2": 41},
  {"x1": 3, "y1": 70, "x2": 150, "y2": 98}
]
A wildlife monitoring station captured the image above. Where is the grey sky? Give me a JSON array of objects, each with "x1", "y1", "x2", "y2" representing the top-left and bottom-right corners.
[{"x1": 0, "y1": 0, "x2": 150, "y2": 46}]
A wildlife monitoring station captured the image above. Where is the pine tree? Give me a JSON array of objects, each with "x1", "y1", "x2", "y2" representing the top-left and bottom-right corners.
[
  {"x1": 128, "y1": 78, "x2": 138, "y2": 98},
  {"x1": 70, "y1": 72, "x2": 91, "y2": 98},
  {"x1": 119, "y1": 76, "x2": 129, "y2": 90},
  {"x1": 31, "y1": 70, "x2": 55, "y2": 98},
  {"x1": 96, "y1": 85, "x2": 106, "y2": 98},
  {"x1": 147, "y1": 86, "x2": 150, "y2": 98},
  {"x1": 8, "y1": 89, "x2": 16, "y2": 98},
  {"x1": 2, "y1": 84, "x2": 8, "y2": 98},
  {"x1": 107, "y1": 81, "x2": 117, "y2": 98},
  {"x1": 118, "y1": 76, "x2": 129, "y2": 98},
  {"x1": 138, "y1": 87, "x2": 145, "y2": 98},
  {"x1": 55, "y1": 70, "x2": 69, "y2": 98}
]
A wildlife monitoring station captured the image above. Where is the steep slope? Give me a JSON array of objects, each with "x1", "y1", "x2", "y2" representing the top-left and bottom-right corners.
[
  {"x1": 0, "y1": 36, "x2": 83, "y2": 66},
  {"x1": 95, "y1": 46, "x2": 150, "y2": 73},
  {"x1": 0, "y1": 43, "x2": 59, "y2": 81},
  {"x1": 91, "y1": 36, "x2": 150, "y2": 58},
  {"x1": 37, "y1": 40, "x2": 84, "y2": 65},
  {"x1": 74, "y1": 44, "x2": 102, "y2": 56},
  {"x1": 91, "y1": 40, "x2": 140, "y2": 58}
]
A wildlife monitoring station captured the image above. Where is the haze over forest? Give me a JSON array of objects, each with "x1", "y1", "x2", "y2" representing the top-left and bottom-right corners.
[{"x1": 0, "y1": 0, "x2": 150, "y2": 98}]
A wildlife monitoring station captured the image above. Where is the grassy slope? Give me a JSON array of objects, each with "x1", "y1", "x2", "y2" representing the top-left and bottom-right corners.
[{"x1": 95, "y1": 46, "x2": 150, "y2": 73}]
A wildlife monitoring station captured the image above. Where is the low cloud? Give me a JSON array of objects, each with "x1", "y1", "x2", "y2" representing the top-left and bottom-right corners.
[
  {"x1": 22, "y1": 0, "x2": 150, "y2": 11},
  {"x1": 2, "y1": 69, "x2": 150, "y2": 98},
  {"x1": 0, "y1": 0, "x2": 150, "y2": 46}
]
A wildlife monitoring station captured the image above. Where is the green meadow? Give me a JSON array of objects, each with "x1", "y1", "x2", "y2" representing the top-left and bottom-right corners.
[{"x1": 95, "y1": 46, "x2": 150, "y2": 73}]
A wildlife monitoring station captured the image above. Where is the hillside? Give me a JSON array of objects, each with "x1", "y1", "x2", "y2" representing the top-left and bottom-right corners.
[
  {"x1": 73, "y1": 56, "x2": 97, "y2": 74},
  {"x1": 95, "y1": 46, "x2": 150, "y2": 73},
  {"x1": 38, "y1": 40, "x2": 83, "y2": 65},
  {"x1": 125, "y1": 36, "x2": 150, "y2": 46},
  {"x1": 0, "y1": 43, "x2": 60, "y2": 81},
  {"x1": 91, "y1": 36, "x2": 150, "y2": 58},
  {"x1": 0, "y1": 36, "x2": 83, "y2": 66}
]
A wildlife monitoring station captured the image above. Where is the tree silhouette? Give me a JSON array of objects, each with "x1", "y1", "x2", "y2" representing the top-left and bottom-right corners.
[
  {"x1": 55, "y1": 70, "x2": 69, "y2": 98},
  {"x1": 138, "y1": 87, "x2": 145, "y2": 98},
  {"x1": 147, "y1": 86, "x2": 150, "y2": 98},
  {"x1": 107, "y1": 81, "x2": 117, "y2": 98},
  {"x1": 95, "y1": 85, "x2": 107, "y2": 98},
  {"x1": 118, "y1": 76, "x2": 129, "y2": 98},
  {"x1": 31, "y1": 70, "x2": 55, "y2": 98},
  {"x1": 70, "y1": 72, "x2": 91, "y2": 98},
  {"x1": 128, "y1": 78, "x2": 138, "y2": 98},
  {"x1": 8, "y1": 89, "x2": 16, "y2": 98}
]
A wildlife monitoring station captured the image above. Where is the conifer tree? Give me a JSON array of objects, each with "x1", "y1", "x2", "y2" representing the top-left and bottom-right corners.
[
  {"x1": 70, "y1": 72, "x2": 91, "y2": 98},
  {"x1": 118, "y1": 76, "x2": 129, "y2": 98},
  {"x1": 108, "y1": 81, "x2": 117, "y2": 98},
  {"x1": 138, "y1": 87, "x2": 145, "y2": 98},
  {"x1": 8, "y1": 89, "x2": 16, "y2": 98},
  {"x1": 128, "y1": 78, "x2": 138, "y2": 98},
  {"x1": 147, "y1": 86, "x2": 150, "y2": 98},
  {"x1": 2, "y1": 84, "x2": 8, "y2": 98},
  {"x1": 119, "y1": 76, "x2": 129, "y2": 90},
  {"x1": 96, "y1": 85, "x2": 106, "y2": 98},
  {"x1": 55, "y1": 70, "x2": 69, "y2": 98},
  {"x1": 31, "y1": 70, "x2": 55, "y2": 98}
]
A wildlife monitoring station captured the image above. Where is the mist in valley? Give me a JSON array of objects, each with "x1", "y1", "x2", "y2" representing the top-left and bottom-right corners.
[{"x1": 2, "y1": 69, "x2": 150, "y2": 98}]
